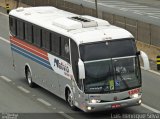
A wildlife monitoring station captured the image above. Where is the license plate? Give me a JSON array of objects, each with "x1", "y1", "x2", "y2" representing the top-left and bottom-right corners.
[{"x1": 111, "y1": 104, "x2": 121, "y2": 108}]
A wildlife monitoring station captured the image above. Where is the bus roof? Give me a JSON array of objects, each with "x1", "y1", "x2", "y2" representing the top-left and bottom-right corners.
[{"x1": 9, "y1": 6, "x2": 133, "y2": 45}]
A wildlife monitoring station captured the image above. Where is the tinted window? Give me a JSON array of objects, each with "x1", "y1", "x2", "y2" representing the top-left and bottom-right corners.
[
  {"x1": 17, "y1": 20, "x2": 24, "y2": 40},
  {"x1": 42, "y1": 30, "x2": 51, "y2": 51},
  {"x1": 9, "y1": 16, "x2": 16, "y2": 35},
  {"x1": 61, "y1": 36, "x2": 70, "y2": 62},
  {"x1": 25, "y1": 22, "x2": 33, "y2": 43},
  {"x1": 71, "y1": 40, "x2": 79, "y2": 83},
  {"x1": 80, "y1": 39, "x2": 136, "y2": 61},
  {"x1": 33, "y1": 26, "x2": 41, "y2": 47},
  {"x1": 84, "y1": 57, "x2": 141, "y2": 93},
  {"x1": 51, "y1": 33, "x2": 60, "y2": 55}
]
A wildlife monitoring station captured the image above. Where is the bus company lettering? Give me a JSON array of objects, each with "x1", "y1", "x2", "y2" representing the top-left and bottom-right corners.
[{"x1": 54, "y1": 58, "x2": 69, "y2": 73}]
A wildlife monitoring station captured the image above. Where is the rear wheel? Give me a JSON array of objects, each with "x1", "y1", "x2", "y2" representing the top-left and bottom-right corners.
[
  {"x1": 67, "y1": 89, "x2": 77, "y2": 110},
  {"x1": 26, "y1": 68, "x2": 35, "y2": 88}
]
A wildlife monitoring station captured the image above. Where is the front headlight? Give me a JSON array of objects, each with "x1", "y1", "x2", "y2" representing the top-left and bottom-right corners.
[
  {"x1": 130, "y1": 93, "x2": 139, "y2": 98},
  {"x1": 90, "y1": 99, "x2": 101, "y2": 103}
]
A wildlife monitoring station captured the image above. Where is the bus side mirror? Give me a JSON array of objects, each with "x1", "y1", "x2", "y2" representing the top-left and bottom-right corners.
[
  {"x1": 78, "y1": 59, "x2": 85, "y2": 79},
  {"x1": 136, "y1": 51, "x2": 141, "y2": 56},
  {"x1": 140, "y1": 51, "x2": 150, "y2": 70}
]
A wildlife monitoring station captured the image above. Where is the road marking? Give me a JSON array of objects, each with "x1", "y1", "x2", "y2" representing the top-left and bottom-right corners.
[
  {"x1": 146, "y1": 12, "x2": 160, "y2": 16},
  {"x1": 100, "y1": 1, "x2": 128, "y2": 4},
  {"x1": 17, "y1": 86, "x2": 30, "y2": 93},
  {"x1": 141, "y1": 66, "x2": 160, "y2": 76},
  {"x1": 145, "y1": 10, "x2": 160, "y2": 13},
  {"x1": 58, "y1": 111, "x2": 74, "y2": 119},
  {"x1": 147, "y1": 12, "x2": 160, "y2": 14},
  {"x1": 122, "y1": 6, "x2": 149, "y2": 8},
  {"x1": 133, "y1": 12, "x2": 143, "y2": 15},
  {"x1": 0, "y1": 76, "x2": 12, "y2": 82},
  {"x1": 37, "y1": 98, "x2": 52, "y2": 107},
  {"x1": 114, "y1": 5, "x2": 147, "y2": 8},
  {"x1": 119, "y1": 8, "x2": 128, "y2": 11},
  {"x1": 148, "y1": 69, "x2": 160, "y2": 76},
  {"x1": 129, "y1": 8, "x2": 157, "y2": 10},
  {"x1": 149, "y1": 15, "x2": 160, "y2": 19},
  {"x1": 142, "y1": 103, "x2": 160, "y2": 113},
  {"x1": 0, "y1": 36, "x2": 10, "y2": 43},
  {"x1": 0, "y1": 11, "x2": 8, "y2": 17},
  {"x1": 104, "y1": 3, "x2": 131, "y2": 6}
]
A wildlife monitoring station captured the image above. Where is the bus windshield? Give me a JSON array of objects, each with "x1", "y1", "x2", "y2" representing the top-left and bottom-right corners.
[
  {"x1": 84, "y1": 57, "x2": 141, "y2": 93},
  {"x1": 79, "y1": 39, "x2": 141, "y2": 93}
]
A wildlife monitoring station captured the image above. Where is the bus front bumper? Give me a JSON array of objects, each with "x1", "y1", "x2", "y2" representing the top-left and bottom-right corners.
[{"x1": 83, "y1": 97, "x2": 142, "y2": 112}]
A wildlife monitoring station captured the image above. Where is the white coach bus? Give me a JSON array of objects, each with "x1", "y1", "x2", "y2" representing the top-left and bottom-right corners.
[{"x1": 9, "y1": 7, "x2": 149, "y2": 112}]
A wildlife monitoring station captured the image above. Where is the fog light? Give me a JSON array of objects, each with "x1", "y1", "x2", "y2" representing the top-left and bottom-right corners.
[{"x1": 87, "y1": 106, "x2": 92, "y2": 110}]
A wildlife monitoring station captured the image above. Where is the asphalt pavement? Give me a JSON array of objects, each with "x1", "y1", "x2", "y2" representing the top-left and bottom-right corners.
[
  {"x1": 0, "y1": 7, "x2": 160, "y2": 119},
  {"x1": 0, "y1": 76, "x2": 54, "y2": 113}
]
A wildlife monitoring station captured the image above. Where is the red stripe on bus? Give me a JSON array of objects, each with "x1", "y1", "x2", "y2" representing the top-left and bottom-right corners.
[{"x1": 10, "y1": 37, "x2": 49, "y2": 61}]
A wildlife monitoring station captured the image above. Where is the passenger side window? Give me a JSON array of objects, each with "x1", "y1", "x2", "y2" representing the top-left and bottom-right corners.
[
  {"x1": 71, "y1": 40, "x2": 79, "y2": 83},
  {"x1": 9, "y1": 16, "x2": 16, "y2": 36},
  {"x1": 61, "y1": 36, "x2": 70, "y2": 62},
  {"x1": 17, "y1": 19, "x2": 24, "y2": 40},
  {"x1": 33, "y1": 26, "x2": 41, "y2": 47},
  {"x1": 42, "y1": 29, "x2": 51, "y2": 51},
  {"x1": 25, "y1": 22, "x2": 33, "y2": 43},
  {"x1": 51, "y1": 33, "x2": 60, "y2": 56}
]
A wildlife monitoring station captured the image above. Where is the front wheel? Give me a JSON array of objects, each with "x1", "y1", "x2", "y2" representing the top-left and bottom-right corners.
[
  {"x1": 26, "y1": 68, "x2": 35, "y2": 88},
  {"x1": 67, "y1": 90, "x2": 77, "y2": 110}
]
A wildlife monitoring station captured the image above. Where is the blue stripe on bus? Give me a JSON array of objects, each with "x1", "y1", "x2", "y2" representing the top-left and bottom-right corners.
[
  {"x1": 11, "y1": 44, "x2": 50, "y2": 65},
  {"x1": 11, "y1": 44, "x2": 53, "y2": 70}
]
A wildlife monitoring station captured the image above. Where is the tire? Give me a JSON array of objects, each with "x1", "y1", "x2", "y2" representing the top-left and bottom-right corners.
[
  {"x1": 26, "y1": 68, "x2": 35, "y2": 88},
  {"x1": 67, "y1": 89, "x2": 77, "y2": 110}
]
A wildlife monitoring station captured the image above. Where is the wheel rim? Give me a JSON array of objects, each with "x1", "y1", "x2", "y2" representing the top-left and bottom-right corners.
[
  {"x1": 27, "y1": 71, "x2": 32, "y2": 85},
  {"x1": 68, "y1": 91, "x2": 73, "y2": 107}
]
